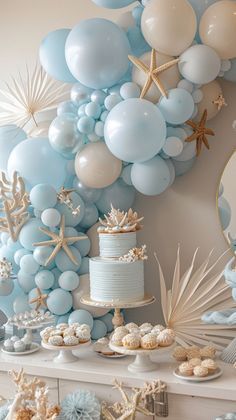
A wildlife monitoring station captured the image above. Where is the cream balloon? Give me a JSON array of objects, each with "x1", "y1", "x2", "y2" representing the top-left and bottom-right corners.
[
  {"x1": 72, "y1": 274, "x2": 109, "y2": 317},
  {"x1": 132, "y1": 51, "x2": 180, "y2": 103},
  {"x1": 141, "y1": 0, "x2": 197, "y2": 56},
  {"x1": 87, "y1": 222, "x2": 100, "y2": 257},
  {"x1": 199, "y1": 0, "x2": 236, "y2": 60},
  {"x1": 196, "y1": 80, "x2": 223, "y2": 121},
  {"x1": 75, "y1": 141, "x2": 122, "y2": 189}
]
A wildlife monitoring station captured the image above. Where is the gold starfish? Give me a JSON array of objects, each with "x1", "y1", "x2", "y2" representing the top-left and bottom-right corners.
[
  {"x1": 128, "y1": 48, "x2": 179, "y2": 99},
  {"x1": 185, "y1": 109, "x2": 215, "y2": 157},
  {"x1": 212, "y1": 94, "x2": 227, "y2": 111},
  {"x1": 57, "y1": 187, "x2": 81, "y2": 217},
  {"x1": 33, "y1": 215, "x2": 86, "y2": 266},
  {"x1": 29, "y1": 288, "x2": 48, "y2": 310}
]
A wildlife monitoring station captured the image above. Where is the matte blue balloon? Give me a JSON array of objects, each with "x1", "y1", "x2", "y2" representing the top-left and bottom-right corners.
[
  {"x1": 91, "y1": 0, "x2": 135, "y2": 7},
  {"x1": 80, "y1": 204, "x2": 99, "y2": 229},
  {"x1": 14, "y1": 249, "x2": 31, "y2": 266},
  {"x1": 55, "y1": 246, "x2": 81, "y2": 272},
  {"x1": 8, "y1": 137, "x2": 67, "y2": 190},
  {"x1": 72, "y1": 178, "x2": 102, "y2": 203},
  {"x1": 59, "y1": 271, "x2": 80, "y2": 291},
  {"x1": 41, "y1": 208, "x2": 61, "y2": 228},
  {"x1": 188, "y1": 0, "x2": 219, "y2": 22},
  {"x1": 56, "y1": 191, "x2": 85, "y2": 227},
  {"x1": 73, "y1": 233, "x2": 91, "y2": 257},
  {"x1": 56, "y1": 314, "x2": 70, "y2": 325},
  {"x1": 0, "y1": 279, "x2": 14, "y2": 296},
  {"x1": 94, "y1": 121, "x2": 104, "y2": 138},
  {"x1": 100, "y1": 110, "x2": 109, "y2": 122},
  {"x1": 85, "y1": 102, "x2": 101, "y2": 119},
  {"x1": 224, "y1": 59, "x2": 236, "y2": 82},
  {"x1": 77, "y1": 116, "x2": 95, "y2": 134},
  {"x1": 158, "y1": 88, "x2": 194, "y2": 125},
  {"x1": 35, "y1": 270, "x2": 55, "y2": 289},
  {"x1": 104, "y1": 98, "x2": 166, "y2": 162},
  {"x1": 17, "y1": 269, "x2": 36, "y2": 293},
  {"x1": 39, "y1": 29, "x2": 76, "y2": 83},
  {"x1": 104, "y1": 94, "x2": 122, "y2": 111},
  {"x1": 7, "y1": 238, "x2": 22, "y2": 253},
  {"x1": 71, "y1": 83, "x2": 93, "y2": 106},
  {"x1": 30, "y1": 184, "x2": 57, "y2": 211},
  {"x1": 121, "y1": 165, "x2": 133, "y2": 186},
  {"x1": 51, "y1": 267, "x2": 61, "y2": 289},
  {"x1": 78, "y1": 257, "x2": 89, "y2": 275},
  {"x1": 13, "y1": 295, "x2": 31, "y2": 314},
  {"x1": 96, "y1": 179, "x2": 135, "y2": 214},
  {"x1": 1, "y1": 233, "x2": 9, "y2": 245},
  {"x1": 131, "y1": 156, "x2": 171, "y2": 196},
  {"x1": 91, "y1": 319, "x2": 107, "y2": 340},
  {"x1": 19, "y1": 218, "x2": 48, "y2": 251},
  {"x1": 68, "y1": 309, "x2": 93, "y2": 329},
  {"x1": 172, "y1": 157, "x2": 196, "y2": 176},
  {"x1": 218, "y1": 196, "x2": 231, "y2": 231},
  {"x1": 65, "y1": 18, "x2": 131, "y2": 89},
  {"x1": 0, "y1": 279, "x2": 25, "y2": 317},
  {"x1": 91, "y1": 90, "x2": 107, "y2": 105},
  {"x1": 98, "y1": 313, "x2": 113, "y2": 332},
  {"x1": 57, "y1": 101, "x2": 78, "y2": 117},
  {"x1": 127, "y1": 26, "x2": 151, "y2": 57},
  {"x1": 47, "y1": 288, "x2": 73, "y2": 315},
  {"x1": 20, "y1": 254, "x2": 40, "y2": 275},
  {"x1": 49, "y1": 115, "x2": 83, "y2": 158},
  {"x1": 120, "y1": 82, "x2": 140, "y2": 99},
  {"x1": 0, "y1": 125, "x2": 26, "y2": 172},
  {"x1": 33, "y1": 246, "x2": 55, "y2": 267}
]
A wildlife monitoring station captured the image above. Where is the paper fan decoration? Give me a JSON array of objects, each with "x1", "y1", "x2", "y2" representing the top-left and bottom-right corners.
[
  {"x1": 0, "y1": 64, "x2": 68, "y2": 129},
  {"x1": 155, "y1": 247, "x2": 236, "y2": 349}
]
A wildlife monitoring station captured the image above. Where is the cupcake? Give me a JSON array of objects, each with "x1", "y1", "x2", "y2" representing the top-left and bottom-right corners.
[
  {"x1": 11, "y1": 335, "x2": 20, "y2": 343},
  {"x1": 152, "y1": 324, "x2": 165, "y2": 335},
  {"x1": 50, "y1": 329, "x2": 63, "y2": 337},
  {"x1": 173, "y1": 346, "x2": 187, "y2": 361},
  {"x1": 200, "y1": 345, "x2": 216, "y2": 360},
  {"x1": 111, "y1": 331, "x2": 127, "y2": 346},
  {"x1": 3, "y1": 339, "x2": 14, "y2": 352},
  {"x1": 22, "y1": 335, "x2": 32, "y2": 350},
  {"x1": 188, "y1": 358, "x2": 202, "y2": 368},
  {"x1": 14, "y1": 340, "x2": 26, "y2": 353},
  {"x1": 64, "y1": 336, "x2": 79, "y2": 346},
  {"x1": 48, "y1": 335, "x2": 64, "y2": 346},
  {"x1": 157, "y1": 330, "x2": 174, "y2": 347},
  {"x1": 179, "y1": 362, "x2": 193, "y2": 376},
  {"x1": 63, "y1": 327, "x2": 75, "y2": 337},
  {"x1": 141, "y1": 333, "x2": 158, "y2": 350},
  {"x1": 140, "y1": 323, "x2": 153, "y2": 334},
  {"x1": 57, "y1": 323, "x2": 68, "y2": 331},
  {"x1": 125, "y1": 323, "x2": 138, "y2": 332},
  {"x1": 193, "y1": 365, "x2": 208, "y2": 377},
  {"x1": 76, "y1": 327, "x2": 90, "y2": 343},
  {"x1": 114, "y1": 326, "x2": 128, "y2": 335},
  {"x1": 122, "y1": 333, "x2": 140, "y2": 350},
  {"x1": 201, "y1": 359, "x2": 217, "y2": 374},
  {"x1": 186, "y1": 346, "x2": 201, "y2": 360},
  {"x1": 79, "y1": 324, "x2": 91, "y2": 332}
]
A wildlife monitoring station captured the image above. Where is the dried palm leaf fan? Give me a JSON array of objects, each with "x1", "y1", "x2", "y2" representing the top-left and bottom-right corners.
[
  {"x1": 0, "y1": 63, "x2": 68, "y2": 130},
  {"x1": 155, "y1": 247, "x2": 236, "y2": 349}
]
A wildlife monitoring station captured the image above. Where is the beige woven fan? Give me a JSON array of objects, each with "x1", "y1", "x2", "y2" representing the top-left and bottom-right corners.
[{"x1": 155, "y1": 247, "x2": 236, "y2": 349}]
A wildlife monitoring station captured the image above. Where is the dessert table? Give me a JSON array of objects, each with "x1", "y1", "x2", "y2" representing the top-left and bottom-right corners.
[{"x1": 0, "y1": 346, "x2": 235, "y2": 419}]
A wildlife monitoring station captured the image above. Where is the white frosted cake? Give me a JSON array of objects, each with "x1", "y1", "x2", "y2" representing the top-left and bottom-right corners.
[{"x1": 89, "y1": 206, "x2": 146, "y2": 303}]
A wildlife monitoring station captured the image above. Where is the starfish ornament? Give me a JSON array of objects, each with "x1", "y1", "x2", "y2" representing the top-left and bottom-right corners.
[
  {"x1": 57, "y1": 187, "x2": 81, "y2": 216},
  {"x1": 33, "y1": 215, "x2": 86, "y2": 266},
  {"x1": 29, "y1": 288, "x2": 48, "y2": 310},
  {"x1": 128, "y1": 48, "x2": 179, "y2": 99},
  {"x1": 212, "y1": 94, "x2": 227, "y2": 111},
  {"x1": 185, "y1": 109, "x2": 215, "y2": 157}
]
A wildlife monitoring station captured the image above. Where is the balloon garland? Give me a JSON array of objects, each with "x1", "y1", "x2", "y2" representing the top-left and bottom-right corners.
[{"x1": 0, "y1": 0, "x2": 235, "y2": 336}]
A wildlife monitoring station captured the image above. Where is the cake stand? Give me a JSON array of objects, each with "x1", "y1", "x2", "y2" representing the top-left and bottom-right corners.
[
  {"x1": 109, "y1": 343, "x2": 175, "y2": 373},
  {"x1": 80, "y1": 295, "x2": 156, "y2": 328},
  {"x1": 42, "y1": 340, "x2": 91, "y2": 363}
]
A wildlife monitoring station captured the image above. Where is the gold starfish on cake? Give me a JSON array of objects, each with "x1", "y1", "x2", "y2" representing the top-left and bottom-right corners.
[
  {"x1": 185, "y1": 109, "x2": 215, "y2": 156},
  {"x1": 128, "y1": 48, "x2": 179, "y2": 99},
  {"x1": 33, "y1": 215, "x2": 86, "y2": 266},
  {"x1": 212, "y1": 94, "x2": 227, "y2": 111},
  {"x1": 29, "y1": 288, "x2": 48, "y2": 310}
]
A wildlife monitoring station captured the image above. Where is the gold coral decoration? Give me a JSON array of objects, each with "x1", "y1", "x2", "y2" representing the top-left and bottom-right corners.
[
  {"x1": 0, "y1": 171, "x2": 29, "y2": 241},
  {"x1": 98, "y1": 205, "x2": 144, "y2": 234},
  {"x1": 155, "y1": 247, "x2": 236, "y2": 349}
]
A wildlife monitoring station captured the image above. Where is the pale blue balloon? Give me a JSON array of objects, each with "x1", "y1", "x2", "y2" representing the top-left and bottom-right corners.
[
  {"x1": 127, "y1": 26, "x2": 150, "y2": 57},
  {"x1": 120, "y1": 165, "x2": 133, "y2": 186},
  {"x1": 20, "y1": 254, "x2": 40, "y2": 275},
  {"x1": 8, "y1": 137, "x2": 67, "y2": 190},
  {"x1": 91, "y1": 90, "x2": 107, "y2": 105},
  {"x1": 73, "y1": 233, "x2": 90, "y2": 257},
  {"x1": 0, "y1": 278, "x2": 14, "y2": 296},
  {"x1": 19, "y1": 218, "x2": 48, "y2": 251},
  {"x1": 30, "y1": 184, "x2": 57, "y2": 211},
  {"x1": 35, "y1": 270, "x2": 55, "y2": 290},
  {"x1": 56, "y1": 191, "x2": 85, "y2": 227},
  {"x1": 80, "y1": 204, "x2": 99, "y2": 229},
  {"x1": 13, "y1": 295, "x2": 31, "y2": 314},
  {"x1": 218, "y1": 196, "x2": 231, "y2": 231},
  {"x1": 77, "y1": 116, "x2": 95, "y2": 134},
  {"x1": 85, "y1": 102, "x2": 101, "y2": 119},
  {"x1": 0, "y1": 280, "x2": 24, "y2": 317},
  {"x1": 41, "y1": 208, "x2": 61, "y2": 228},
  {"x1": 104, "y1": 98, "x2": 166, "y2": 162},
  {"x1": 78, "y1": 257, "x2": 89, "y2": 275},
  {"x1": 49, "y1": 115, "x2": 83, "y2": 158},
  {"x1": 57, "y1": 101, "x2": 78, "y2": 117},
  {"x1": 92, "y1": 0, "x2": 135, "y2": 7},
  {"x1": 1, "y1": 233, "x2": 9, "y2": 245},
  {"x1": 68, "y1": 309, "x2": 93, "y2": 329},
  {"x1": 158, "y1": 89, "x2": 194, "y2": 125},
  {"x1": 39, "y1": 29, "x2": 76, "y2": 83},
  {"x1": 65, "y1": 18, "x2": 131, "y2": 89},
  {"x1": 94, "y1": 121, "x2": 104, "y2": 138},
  {"x1": 99, "y1": 313, "x2": 113, "y2": 332},
  {"x1": 56, "y1": 314, "x2": 70, "y2": 324},
  {"x1": 59, "y1": 271, "x2": 80, "y2": 291},
  {"x1": 7, "y1": 238, "x2": 22, "y2": 253},
  {"x1": 14, "y1": 249, "x2": 31, "y2": 266},
  {"x1": 71, "y1": 83, "x2": 93, "y2": 106},
  {"x1": 47, "y1": 288, "x2": 73, "y2": 315},
  {"x1": 131, "y1": 156, "x2": 171, "y2": 196},
  {"x1": 120, "y1": 82, "x2": 140, "y2": 99},
  {"x1": 33, "y1": 246, "x2": 55, "y2": 267},
  {"x1": 96, "y1": 179, "x2": 136, "y2": 213},
  {"x1": 0, "y1": 125, "x2": 26, "y2": 172},
  {"x1": 172, "y1": 157, "x2": 196, "y2": 176},
  {"x1": 91, "y1": 319, "x2": 107, "y2": 340},
  {"x1": 188, "y1": 0, "x2": 219, "y2": 22},
  {"x1": 17, "y1": 269, "x2": 36, "y2": 293},
  {"x1": 51, "y1": 267, "x2": 61, "y2": 289},
  {"x1": 104, "y1": 94, "x2": 122, "y2": 111},
  {"x1": 55, "y1": 246, "x2": 81, "y2": 272},
  {"x1": 72, "y1": 178, "x2": 102, "y2": 203},
  {"x1": 224, "y1": 59, "x2": 236, "y2": 82}
]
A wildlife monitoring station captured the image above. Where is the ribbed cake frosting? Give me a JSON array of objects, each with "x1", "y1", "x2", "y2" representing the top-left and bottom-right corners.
[{"x1": 99, "y1": 232, "x2": 137, "y2": 258}]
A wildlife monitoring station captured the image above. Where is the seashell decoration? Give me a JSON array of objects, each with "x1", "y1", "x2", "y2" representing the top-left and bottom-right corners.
[
  {"x1": 98, "y1": 205, "x2": 144, "y2": 234},
  {"x1": 119, "y1": 245, "x2": 148, "y2": 263}
]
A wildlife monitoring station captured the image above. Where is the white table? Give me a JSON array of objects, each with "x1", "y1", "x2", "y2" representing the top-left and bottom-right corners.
[{"x1": 0, "y1": 346, "x2": 235, "y2": 419}]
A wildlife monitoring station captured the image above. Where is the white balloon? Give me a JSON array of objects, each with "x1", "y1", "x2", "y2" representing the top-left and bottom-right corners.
[{"x1": 72, "y1": 274, "x2": 109, "y2": 317}]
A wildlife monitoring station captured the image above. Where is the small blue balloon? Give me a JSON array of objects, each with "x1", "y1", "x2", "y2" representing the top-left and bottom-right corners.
[
  {"x1": 33, "y1": 246, "x2": 55, "y2": 267},
  {"x1": 120, "y1": 165, "x2": 133, "y2": 186},
  {"x1": 20, "y1": 254, "x2": 40, "y2": 275},
  {"x1": 100, "y1": 110, "x2": 109, "y2": 122},
  {"x1": 51, "y1": 267, "x2": 61, "y2": 289},
  {"x1": 85, "y1": 102, "x2": 101, "y2": 119},
  {"x1": 77, "y1": 116, "x2": 95, "y2": 134},
  {"x1": 172, "y1": 157, "x2": 196, "y2": 176},
  {"x1": 0, "y1": 125, "x2": 26, "y2": 172},
  {"x1": 96, "y1": 179, "x2": 136, "y2": 214},
  {"x1": 57, "y1": 101, "x2": 78, "y2": 117},
  {"x1": 91, "y1": 90, "x2": 107, "y2": 105},
  {"x1": 68, "y1": 309, "x2": 93, "y2": 330},
  {"x1": 56, "y1": 314, "x2": 70, "y2": 324},
  {"x1": 120, "y1": 82, "x2": 140, "y2": 99},
  {"x1": 71, "y1": 83, "x2": 93, "y2": 106},
  {"x1": 78, "y1": 104, "x2": 88, "y2": 118},
  {"x1": 59, "y1": 271, "x2": 80, "y2": 291},
  {"x1": 73, "y1": 233, "x2": 91, "y2": 257},
  {"x1": 94, "y1": 121, "x2": 104, "y2": 138},
  {"x1": 80, "y1": 204, "x2": 99, "y2": 229},
  {"x1": 30, "y1": 184, "x2": 57, "y2": 211},
  {"x1": 104, "y1": 94, "x2": 122, "y2": 111},
  {"x1": 99, "y1": 313, "x2": 114, "y2": 332},
  {"x1": 13, "y1": 295, "x2": 31, "y2": 314},
  {"x1": 224, "y1": 59, "x2": 236, "y2": 82},
  {"x1": 131, "y1": 156, "x2": 171, "y2": 196},
  {"x1": 91, "y1": 319, "x2": 107, "y2": 340},
  {"x1": 78, "y1": 257, "x2": 90, "y2": 275},
  {"x1": 91, "y1": 0, "x2": 135, "y2": 7},
  {"x1": 39, "y1": 29, "x2": 76, "y2": 83},
  {"x1": 19, "y1": 218, "x2": 48, "y2": 251},
  {"x1": 17, "y1": 269, "x2": 36, "y2": 293},
  {"x1": 158, "y1": 88, "x2": 195, "y2": 125},
  {"x1": 72, "y1": 178, "x2": 102, "y2": 203},
  {"x1": 49, "y1": 115, "x2": 84, "y2": 158},
  {"x1": 14, "y1": 249, "x2": 31, "y2": 266},
  {"x1": 41, "y1": 208, "x2": 61, "y2": 228},
  {"x1": 218, "y1": 196, "x2": 231, "y2": 231},
  {"x1": 0, "y1": 278, "x2": 14, "y2": 296},
  {"x1": 55, "y1": 246, "x2": 81, "y2": 272},
  {"x1": 47, "y1": 288, "x2": 73, "y2": 315},
  {"x1": 35, "y1": 270, "x2": 55, "y2": 289},
  {"x1": 7, "y1": 238, "x2": 22, "y2": 253},
  {"x1": 56, "y1": 191, "x2": 85, "y2": 227},
  {"x1": 1, "y1": 233, "x2": 9, "y2": 245}
]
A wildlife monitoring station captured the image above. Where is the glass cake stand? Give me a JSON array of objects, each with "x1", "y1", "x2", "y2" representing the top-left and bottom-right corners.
[{"x1": 80, "y1": 295, "x2": 156, "y2": 329}]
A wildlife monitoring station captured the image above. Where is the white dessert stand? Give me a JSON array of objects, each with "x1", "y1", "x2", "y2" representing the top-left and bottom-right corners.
[
  {"x1": 110, "y1": 343, "x2": 175, "y2": 373},
  {"x1": 41, "y1": 340, "x2": 91, "y2": 364},
  {"x1": 2, "y1": 343, "x2": 40, "y2": 356},
  {"x1": 80, "y1": 295, "x2": 156, "y2": 328},
  {"x1": 173, "y1": 367, "x2": 223, "y2": 382}
]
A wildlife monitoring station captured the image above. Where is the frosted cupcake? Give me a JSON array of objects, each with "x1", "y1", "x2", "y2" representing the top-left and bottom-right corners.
[
  {"x1": 141, "y1": 334, "x2": 158, "y2": 350},
  {"x1": 14, "y1": 340, "x2": 26, "y2": 352},
  {"x1": 173, "y1": 346, "x2": 187, "y2": 361},
  {"x1": 157, "y1": 330, "x2": 174, "y2": 347},
  {"x1": 3, "y1": 339, "x2": 14, "y2": 352},
  {"x1": 152, "y1": 324, "x2": 165, "y2": 335},
  {"x1": 48, "y1": 335, "x2": 64, "y2": 346},
  {"x1": 188, "y1": 358, "x2": 202, "y2": 368},
  {"x1": 200, "y1": 345, "x2": 216, "y2": 360},
  {"x1": 76, "y1": 327, "x2": 90, "y2": 343},
  {"x1": 186, "y1": 346, "x2": 201, "y2": 360},
  {"x1": 63, "y1": 327, "x2": 75, "y2": 337},
  {"x1": 140, "y1": 323, "x2": 153, "y2": 335},
  {"x1": 122, "y1": 333, "x2": 140, "y2": 350},
  {"x1": 201, "y1": 359, "x2": 217, "y2": 374},
  {"x1": 179, "y1": 362, "x2": 193, "y2": 376},
  {"x1": 11, "y1": 335, "x2": 20, "y2": 344},
  {"x1": 125, "y1": 323, "x2": 138, "y2": 332},
  {"x1": 115, "y1": 326, "x2": 128, "y2": 335},
  {"x1": 64, "y1": 336, "x2": 79, "y2": 346},
  {"x1": 193, "y1": 365, "x2": 208, "y2": 377},
  {"x1": 111, "y1": 331, "x2": 127, "y2": 346}
]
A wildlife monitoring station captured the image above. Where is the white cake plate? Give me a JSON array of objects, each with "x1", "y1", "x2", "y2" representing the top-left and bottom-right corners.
[
  {"x1": 173, "y1": 367, "x2": 223, "y2": 382},
  {"x1": 41, "y1": 340, "x2": 91, "y2": 364},
  {"x1": 109, "y1": 343, "x2": 175, "y2": 373},
  {"x1": 2, "y1": 342, "x2": 40, "y2": 356}
]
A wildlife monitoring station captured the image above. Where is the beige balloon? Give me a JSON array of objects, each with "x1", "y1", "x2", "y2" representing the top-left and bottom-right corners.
[
  {"x1": 141, "y1": 0, "x2": 197, "y2": 56},
  {"x1": 196, "y1": 80, "x2": 222, "y2": 121},
  {"x1": 72, "y1": 274, "x2": 109, "y2": 317},
  {"x1": 75, "y1": 141, "x2": 122, "y2": 189},
  {"x1": 199, "y1": 0, "x2": 236, "y2": 60},
  {"x1": 87, "y1": 221, "x2": 100, "y2": 258},
  {"x1": 132, "y1": 50, "x2": 180, "y2": 103}
]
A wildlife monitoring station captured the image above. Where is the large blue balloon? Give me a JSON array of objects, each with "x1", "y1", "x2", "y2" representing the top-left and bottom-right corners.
[
  {"x1": 0, "y1": 280, "x2": 25, "y2": 317},
  {"x1": 7, "y1": 137, "x2": 67, "y2": 190},
  {"x1": 158, "y1": 89, "x2": 194, "y2": 125},
  {"x1": 92, "y1": 0, "x2": 135, "y2": 8},
  {"x1": 0, "y1": 125, "x2": 26, "y2": 172},
  {"x1": 65, "y1": 18, "x2": 131, "y2": 89},
  {"x1": 104, "y1": 98, "x2": 166, "y2": 163},
  {"x1": 39, "y1": 29, "x2": 76, "y2": 83},
  {"x1": 96, "y1": 179, "x2": 136, "y2": 213},
  {"x1": 131, "y1": 156, "x2": 171, "y2": 196}
]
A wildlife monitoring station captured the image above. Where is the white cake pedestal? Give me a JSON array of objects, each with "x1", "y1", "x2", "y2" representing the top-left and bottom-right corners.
[
  {"x1": 80, "y1": 295, "x2": 156, "y2": 329},
  {"x1": 42, "y1": 340, "x2": 91, "y2": 364},
  {"x1": 109, "y1": 343, "x2": 175, "y2": 373}
]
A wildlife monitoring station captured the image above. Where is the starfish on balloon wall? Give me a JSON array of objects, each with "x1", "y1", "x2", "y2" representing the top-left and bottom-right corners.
[
  {"x1": 128, "y1": 48, "x2": 179, "y2": 99},
  {"x1": 212, "y1": 94, "x2": 227, "y2": 111},
  {"x1": 185, "y1": 110, "x2": 215, "y2": 157},
  {"x1": 33, "y1": 215, "x2": 86, "y2": 266},
  {"x1": 29, "y1": 288, "x2": 48, "y2": 310}
]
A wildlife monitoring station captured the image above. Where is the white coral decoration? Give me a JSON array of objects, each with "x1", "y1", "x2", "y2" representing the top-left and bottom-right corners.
[
  {"x1": 119, "y1": 245, "x2": 148, "y2": 263},
  {"x1": 98, "y1": 205, "x2": 144, "y2": 234},
  {"x1": 0, "y1": 258, "x2": 12, "y2": 279}
]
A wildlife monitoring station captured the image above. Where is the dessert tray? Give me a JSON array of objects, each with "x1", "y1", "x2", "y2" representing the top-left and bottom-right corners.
[
  {"x1": 92, "y1": 341, "x2": 126, "y2": 359},
  {"x1": 109, "y1": 343, "x2": 175, "y2": 373},
  {"x1": 173, "y1": 367, "x2": 223, "y2": 382},
  {"x1": 41, "y1": 340, "x2": 91, "y2": 364},
  {"x1": 2, "y1": 342, "x2": 40, "y2": 356}
]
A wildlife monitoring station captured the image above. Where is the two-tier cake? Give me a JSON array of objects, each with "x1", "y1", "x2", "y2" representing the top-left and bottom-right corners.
[{"x1": 89, "y1": 206, "x2": 147, "y2": 303}]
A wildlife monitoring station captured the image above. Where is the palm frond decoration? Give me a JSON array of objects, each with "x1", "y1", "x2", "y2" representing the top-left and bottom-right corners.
[
  {"x1": 0, "y1": 64, "x2": 69, "y2": 129},
  {"x1": 155, "y1": 247, "x2": 236, "y2": 349}
]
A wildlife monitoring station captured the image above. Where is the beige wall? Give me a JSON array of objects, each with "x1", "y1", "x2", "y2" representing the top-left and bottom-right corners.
[{"x1": 1, "y1": 0, "x2": 236, "y2": 323}]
